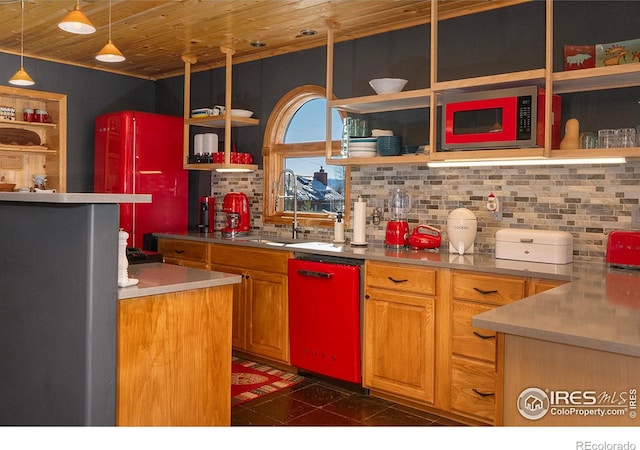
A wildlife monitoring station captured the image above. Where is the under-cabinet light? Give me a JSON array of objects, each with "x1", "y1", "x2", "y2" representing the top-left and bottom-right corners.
[
  {"x1": 427, "y1": 157, "x2": 627, "y2": 168},
  {"x1": 215, "y1": 167, "x2": 254, "y2": 173}
]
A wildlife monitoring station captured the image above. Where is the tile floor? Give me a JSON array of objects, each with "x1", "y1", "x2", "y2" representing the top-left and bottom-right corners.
[{"x1": 232, "y1": 372, "x2": 467, "y2": 426}]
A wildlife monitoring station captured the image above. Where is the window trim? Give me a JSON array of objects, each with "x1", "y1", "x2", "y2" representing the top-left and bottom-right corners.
[{"x1": 262, "y1": 85, "x2": 350, "y2": 229}]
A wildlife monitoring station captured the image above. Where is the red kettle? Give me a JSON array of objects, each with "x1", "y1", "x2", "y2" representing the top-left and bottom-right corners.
[{"x1": 408, "y1": 225, "x2": 441, "y2": 250}]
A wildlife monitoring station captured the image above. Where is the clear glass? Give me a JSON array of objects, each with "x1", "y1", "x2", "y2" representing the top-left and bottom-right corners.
[
  {"x1": 598, "y1": 129, "x2": 618, "y2": 148},
  {"x1": 579, "y1": 132, "x2": 597, "y2": 149}
]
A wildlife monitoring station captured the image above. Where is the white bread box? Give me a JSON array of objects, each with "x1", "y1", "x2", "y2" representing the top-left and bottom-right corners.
[{"x1": 495, "y1": 229, "x2": 573, "y2": 264}]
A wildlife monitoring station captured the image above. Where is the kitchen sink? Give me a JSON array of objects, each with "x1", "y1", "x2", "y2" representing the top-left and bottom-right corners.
[
  {"x1": 285, "y1": 241, "x2": 345, "y2": 252},
  {"x1": 246, "y1": 238, "x2": 287, "y2": 246}
]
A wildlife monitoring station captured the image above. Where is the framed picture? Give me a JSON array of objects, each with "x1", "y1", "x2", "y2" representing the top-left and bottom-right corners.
[
  {"x1": 595, "y1": 38, "x2": 640, "y2": 67},
  {"x1": 564, "y1": 45, "x2": 595, "y2": 71}
]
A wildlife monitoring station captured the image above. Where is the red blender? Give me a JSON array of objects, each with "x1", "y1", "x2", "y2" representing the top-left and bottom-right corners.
[
  {"x1": 221, "y1": 192, "x2": 251, "y2": 237},
  {"x1": 385, "y1": 188, "x2": 410, "y2": 248}
]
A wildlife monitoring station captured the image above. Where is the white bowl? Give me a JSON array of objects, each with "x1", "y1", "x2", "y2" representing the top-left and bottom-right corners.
[
  {"x1": 231, "y1": 109, "x2": 253, "y2": 118},
  {"x1": 369, "y1": 78, "x2": 408, "y2": 95}
]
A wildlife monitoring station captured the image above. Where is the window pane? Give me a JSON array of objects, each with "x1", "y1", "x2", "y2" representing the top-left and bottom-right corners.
[
  {"x1": 283, "y1": 157, "x2": 345, "y2": 214},
  {"x1": 284, "y1": 98, "x2": 343, "y2": 143}
]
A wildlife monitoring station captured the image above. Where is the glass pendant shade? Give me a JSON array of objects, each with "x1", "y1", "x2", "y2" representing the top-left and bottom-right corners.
[
  {"x1": 95, "y1": 40, "x2": 125, "y2": 62},
  {"x1": 58, "y1": 3, "x2": 96, "y2": 34},
  {"x1": 9, "y1": 66, "x2": 35, "y2": 86}
]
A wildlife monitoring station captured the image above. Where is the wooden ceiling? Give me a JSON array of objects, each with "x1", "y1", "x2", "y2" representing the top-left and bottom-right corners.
[{"x1": 0, "y1": 0, "x2": 528, "y2": 80}]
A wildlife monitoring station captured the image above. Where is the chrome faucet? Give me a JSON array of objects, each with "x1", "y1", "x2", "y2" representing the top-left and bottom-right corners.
[{"x1": 275, "y1": 168, "x2": 303, "y2": 239}]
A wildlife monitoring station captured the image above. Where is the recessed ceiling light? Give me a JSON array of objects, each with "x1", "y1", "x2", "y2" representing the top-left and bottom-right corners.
[
  {"x1": 300, "y1": 29, "x2": 317, "y2": 36},
  {"x1": 250, "y1": 40, "x2": 266, "y2": 48}
]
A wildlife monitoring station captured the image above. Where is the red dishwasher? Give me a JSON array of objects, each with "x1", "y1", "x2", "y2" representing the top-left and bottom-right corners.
[{"x1": 288, "y1": 255, "x2": 362, "y2": 383}]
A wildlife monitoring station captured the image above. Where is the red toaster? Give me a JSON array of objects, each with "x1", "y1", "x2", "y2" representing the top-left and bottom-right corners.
[{"x1": 606, "y1": 230, "x2": 640, "y2": 269}]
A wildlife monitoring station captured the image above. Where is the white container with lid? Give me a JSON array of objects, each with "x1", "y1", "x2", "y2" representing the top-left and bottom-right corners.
[{"x1": 495, "y1": 228, "x2": 573, "y2": 264}]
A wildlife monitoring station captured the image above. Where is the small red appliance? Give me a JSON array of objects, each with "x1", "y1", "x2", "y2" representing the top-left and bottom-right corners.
[
  {"x1": 385, "y1": 188, "x2": 411, "y2": 248},
  {"x1": 606, "y1": 230, "x2": 640, "y2": 269},
  {"x1": 385, "y1": 221, "x2": 409, "y2": 248},
  {"x1": 221, "y1": 192, "x2": 251, "y2": 237},
  {"x1": 197, "y1": 196, "x2": 215, "y2": 233},
  {"x1": 441, "y1": 85, "x2": 561, "y2": 151},
  {"x1": 408, "y1": 225, "x2": 442, "y2": 250}
]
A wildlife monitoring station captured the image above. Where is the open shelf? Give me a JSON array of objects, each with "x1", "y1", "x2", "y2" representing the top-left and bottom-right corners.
[
  {"x1": 552, "y1": 65, "x2": 640, "y2": 94},
  {"x1": 328, "y1": 88, "x2": 431, "y2": 114},
  {"x1": 185, "y1": 115, "x2": 259, "y2": 128}
]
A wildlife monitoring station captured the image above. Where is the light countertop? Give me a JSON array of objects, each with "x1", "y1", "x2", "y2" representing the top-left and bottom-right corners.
[
  {"x1": 157, "y1": 232, "x2": 640, "y2": 358},
  {"x1": 118, "y1": 262, "x2": 242, "y2": 300},
  {"x1": 0, "y1": 192, "x2": 151, "y2": 203}
]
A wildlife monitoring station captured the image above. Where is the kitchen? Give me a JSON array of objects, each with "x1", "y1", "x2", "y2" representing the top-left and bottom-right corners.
[{"x1": 1, "y1": 0, "x2": 640, "y2": 444}]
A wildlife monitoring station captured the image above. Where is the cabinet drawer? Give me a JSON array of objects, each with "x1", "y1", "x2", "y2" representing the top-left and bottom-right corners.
[
  {"x1": 450, "y1": 356, "x2": 496, "y2": 423},
  {"x1": 452, "y1": 271, "x2": 525, "y2": 306},
  {"x1": 163, "y1": 256, "x2": 209, "y2": 270},
  {"x1": 211, "y1": 244, "x2": 290, "y2": 274},
  {"x1": 451, "y1": 300, "x2": 497, "y2": 363},
  {"x1": 158, "y1": 238, "x2": 209, "y2": 263},
  {"x1": 365, "y1": 261, "x2": 436, "y2": 296}
]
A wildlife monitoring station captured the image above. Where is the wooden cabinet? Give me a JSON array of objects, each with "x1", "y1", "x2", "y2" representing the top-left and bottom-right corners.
[
  {"x1": 448, "y1": 271, "x2": 527, "y2": 423},
  {"x1": 210, "y1": 243, "x2": 291, "y2": 364},
  {"x1": 527, "y1": 277, "x2": 566, "y2": 296},
  {"x1": 181, "y1": 49, "x2": 258, "y2": 172},
  {"x1": 0, "y1": 85, "x2": 66, "y2": 192},
  {"x1": 363, "y1": 260, "x2": 436, "y2": 404},
  {"x1": 325, "y1": 0, "x2": 640, "y2": 166},
  {"x1": 117, "y1": 285, "x2": 233, "y2": 426},
  {"x1": 157, "y1": 238, "x2": 210, "y2": 269}
]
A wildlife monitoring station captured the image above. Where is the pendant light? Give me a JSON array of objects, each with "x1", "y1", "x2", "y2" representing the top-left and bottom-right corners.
[
  {"x1": 58, "y1": 0, "x2": 96, "y2": 35},
  {"x1": 9, "y1": 0, "x2": 34, "y2": 86},
  {"x1": 95, "y1": 0, "x2": 125, "y2": 62}
]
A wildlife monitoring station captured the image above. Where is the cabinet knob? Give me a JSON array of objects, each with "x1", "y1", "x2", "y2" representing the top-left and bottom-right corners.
[
  {"x1": 364, "y1": 294, "x2": 370, "y2": 299},
  {"x1": 244, "y1": 274, "x2": 250, "y2": 279}
]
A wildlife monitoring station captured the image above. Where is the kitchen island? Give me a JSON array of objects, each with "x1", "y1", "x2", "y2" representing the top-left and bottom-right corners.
[
  {"x1": 118, "y1": 263, "x2": 241, "y2": 426},
  {"x1": 0, "y1": 194, "x2": 241, "y2": 426}
]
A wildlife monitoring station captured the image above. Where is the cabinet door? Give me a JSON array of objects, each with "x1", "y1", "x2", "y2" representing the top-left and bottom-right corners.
[
  {"x1": 363, "y1": 288, "x2": 435, "y2": 403},
  {"x1": 212, "y1": 264, "x2": 247, "y2": 350},
  {"x1": 526, "y1": 278, "x2": 566, "y2": 296},
  {"x1": 244, "y1": 269, "x2": 290, "y2": 363}
]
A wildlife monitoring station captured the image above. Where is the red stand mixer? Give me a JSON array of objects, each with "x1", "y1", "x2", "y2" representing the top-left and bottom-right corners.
[
  {"x1": 385, "y1": 188, "x2": 411, "y2": 248},
  {"x1": 221, "y1": 192, "x2": 251, "y2": 237}
]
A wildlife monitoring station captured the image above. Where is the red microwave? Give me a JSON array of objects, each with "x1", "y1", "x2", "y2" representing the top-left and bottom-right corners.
[{"x1": 441, "y1": 86, "x2": 561, "y2": 151}]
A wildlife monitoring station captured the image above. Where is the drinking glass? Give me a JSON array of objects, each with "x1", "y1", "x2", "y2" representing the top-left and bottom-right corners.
[
  {"x1": 598, "y1": 129, "x2": 618, "y2": 148},
  {"x1": 579, "y1": 132, "x2": 597, "y2": 149},
  {"x1": 617, "y1": 128, "x2": 636, "y2": 148}
]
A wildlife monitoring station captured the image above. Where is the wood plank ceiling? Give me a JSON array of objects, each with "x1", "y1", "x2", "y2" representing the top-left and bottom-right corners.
[{"x1": 0, "y1": 0, "x2": 528, "y2": 80}]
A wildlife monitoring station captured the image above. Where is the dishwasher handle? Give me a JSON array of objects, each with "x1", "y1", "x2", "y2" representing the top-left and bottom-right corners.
[{"x1": 297, "y1": 269, "x2": 333, "y2": 279}]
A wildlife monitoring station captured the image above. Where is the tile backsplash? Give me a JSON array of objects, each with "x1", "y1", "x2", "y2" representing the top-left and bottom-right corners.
[{"x1": 212, "y1": 160, "x2": 640, "y2": 261}]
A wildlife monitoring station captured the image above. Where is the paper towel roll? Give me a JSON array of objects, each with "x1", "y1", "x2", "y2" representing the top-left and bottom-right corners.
[
  {"x1": 352, "y1": 196, "x2": 367, "y2": 245},
  {"x1": 194, "y1": 134, "x2": 204, "y2": 155},
  {"x1": 203, "y1": 133, "x2": 218, "y2": 154}
]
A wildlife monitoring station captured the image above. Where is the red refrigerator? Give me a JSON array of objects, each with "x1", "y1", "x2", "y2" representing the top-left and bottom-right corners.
[{"x1": 94, "y1": 111, "x2": 188, "y2": 248}]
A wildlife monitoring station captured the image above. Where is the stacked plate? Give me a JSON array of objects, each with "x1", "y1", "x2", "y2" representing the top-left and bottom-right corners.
[{"x1": 348, "y1": 137, "x2": 377, "y2": 157}]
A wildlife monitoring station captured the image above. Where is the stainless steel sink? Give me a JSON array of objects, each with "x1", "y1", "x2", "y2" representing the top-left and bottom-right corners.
[
  {"x1": 285, "y1": 241, "x2": 345, "y2": 252},
  {"x1": 246, "y1": 238, "x2": 287, "y2": 246}
]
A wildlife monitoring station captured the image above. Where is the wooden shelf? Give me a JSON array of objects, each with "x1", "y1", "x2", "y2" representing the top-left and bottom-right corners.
[
  {"x1": 550, "y1": 147, "x2": 640, "y2": 158},
  {"x1": 0, "y1": 120, "x2": 57, "y2": 129},
  {"x1": 552, "y1": 65, "x2": 640, "y2": 94},
  {"x1": 184, "y1": 163, "x2": 258, "y2": 171},
  {"x1": 431, "y1": 69, "x2": 547, "y2": 94},
  {"x1": 326, "y1": 153, "x2": 430, "y2": 166},
  {"x1": 0, "y1": 144, "x2": 55, "y2": 154},
  {"x1": 185, "y1": 115, "x2": 259, "y2": 128},
  {"x1": 328, "y1": 89, "x2": 431, "y2": 114},
  {"x1": 430, "y1": 147, "x2": 546, "y2": 161}
]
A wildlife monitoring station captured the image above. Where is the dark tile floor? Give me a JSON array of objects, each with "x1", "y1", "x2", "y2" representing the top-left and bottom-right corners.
[{"x1": 232, "y1": 373, "x2": 467, "y2": 426}]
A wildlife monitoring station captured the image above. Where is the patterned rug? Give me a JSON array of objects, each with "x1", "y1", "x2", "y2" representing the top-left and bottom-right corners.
[{"x1": 231, "y1": 357, "x2": 304, "y2": 407}]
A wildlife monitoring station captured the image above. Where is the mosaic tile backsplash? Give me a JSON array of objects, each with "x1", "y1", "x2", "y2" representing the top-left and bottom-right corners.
[{"x1": 212, "y1": 160, "x2": 640, "y2": 262}]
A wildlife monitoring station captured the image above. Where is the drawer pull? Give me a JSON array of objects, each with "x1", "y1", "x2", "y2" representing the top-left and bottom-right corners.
[
  {"x1": 298, "y1": 269, "x2": 333, "y2": 279},
  {"x1": 473, "y1": 331, "x2": 496, "y2": 340},
  {"x1": 473, "y1": 287, "x2": 497, "y2": 295},
  {"x1": 174, "y1": 249, "x2": 185, "y2": 254},
  {"x1": 388, "y1": 277, "x2": 408, "y2": 284},
  {"x1": 472, "y1": 388, "x2": 495, "y2": 398}
]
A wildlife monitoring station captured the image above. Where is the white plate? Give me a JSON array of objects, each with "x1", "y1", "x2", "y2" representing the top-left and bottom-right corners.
[
  {"x1": 349, "y1": 143, "x2": 377, "y2": 149},
  {"x1": 231, "y1": 109, "x2": 254, "y2": 117},
  {"x1": 349, "y1": 151, "x2": 376, "y2": 158}
]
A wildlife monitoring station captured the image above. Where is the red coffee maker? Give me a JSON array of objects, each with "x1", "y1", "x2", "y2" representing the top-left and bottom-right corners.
[
  {"x1": 221, "y1": 192, "x2": 251, "y2": 237},
  {"x1": 198, "y1": 196, "x2": 215, "y2": 233}
]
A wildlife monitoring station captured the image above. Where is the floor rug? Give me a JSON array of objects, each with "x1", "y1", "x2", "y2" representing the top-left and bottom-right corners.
[{"x1": 231, "y1": 357, "x2": 304, "y2": 407}]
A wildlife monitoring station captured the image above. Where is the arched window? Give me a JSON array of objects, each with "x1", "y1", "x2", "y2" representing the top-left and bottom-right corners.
[{"x1": 262, "y1": 85, "x2": 349, "y2": 229}]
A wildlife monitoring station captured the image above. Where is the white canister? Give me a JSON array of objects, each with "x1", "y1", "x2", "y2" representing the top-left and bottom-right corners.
[
  {"x1": 194, "y1": 134, "x2": 204, "y2": 155},
  {"x1": 203, "y1": 133, "x2": 218, "y2": 154}
]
